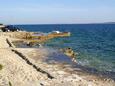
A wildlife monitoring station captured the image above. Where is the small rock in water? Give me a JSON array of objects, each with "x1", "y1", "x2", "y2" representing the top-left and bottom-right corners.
[{"x1": 60, "y1": 47, "x2": 78, "y2": 63}]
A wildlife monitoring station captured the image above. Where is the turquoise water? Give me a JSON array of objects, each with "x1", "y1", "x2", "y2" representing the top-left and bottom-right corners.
[{"x1": 16, "y1": 24, "x2": 115, "y2": 72}]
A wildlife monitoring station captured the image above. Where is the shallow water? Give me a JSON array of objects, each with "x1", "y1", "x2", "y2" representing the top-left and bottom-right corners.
[{"x1": 16, "y1": 24, "x2": 115, "y2": 73}]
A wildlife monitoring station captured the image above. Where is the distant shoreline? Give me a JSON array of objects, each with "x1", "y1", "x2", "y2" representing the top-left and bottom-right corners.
[{"x1": 9, "y1": 22, "x2": 115, "y2": 26}]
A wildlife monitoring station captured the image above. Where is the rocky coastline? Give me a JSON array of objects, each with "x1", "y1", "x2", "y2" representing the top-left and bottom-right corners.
[{"x1": 0, "y1": 32, "x2": 114, "y2": 86}]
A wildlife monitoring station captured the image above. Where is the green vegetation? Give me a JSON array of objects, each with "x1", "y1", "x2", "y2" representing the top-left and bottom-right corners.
[
  {"x1": 0, "y1": 64, "x2": 3, "y2": 70},
  {"x1": 9, "y1": 81, "x2": 12, "y2": 86}
]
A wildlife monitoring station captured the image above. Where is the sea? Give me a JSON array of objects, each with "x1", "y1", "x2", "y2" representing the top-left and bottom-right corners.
[{"x1": 15, "y1": 24, "x2": 115, "y2": 73}]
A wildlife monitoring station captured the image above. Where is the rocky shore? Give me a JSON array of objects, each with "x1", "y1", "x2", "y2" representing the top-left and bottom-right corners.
[{"x1": 0, "y1": 35, "x2": 115, "y2": 86}]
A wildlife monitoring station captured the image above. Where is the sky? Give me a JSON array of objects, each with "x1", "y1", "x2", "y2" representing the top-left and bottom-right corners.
[{"x1": 0, "y1": 0, "x2": 115, "y2": 24}]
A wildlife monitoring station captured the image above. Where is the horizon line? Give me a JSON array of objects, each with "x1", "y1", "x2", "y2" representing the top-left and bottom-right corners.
[{"x1": 11, "y1": 22, "x2": 115, "y2": 25}]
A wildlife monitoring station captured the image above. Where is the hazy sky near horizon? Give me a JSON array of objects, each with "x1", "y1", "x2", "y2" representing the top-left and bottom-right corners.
[{"x1": 0, "y1": 0, "x2": 115, "y2": 24}]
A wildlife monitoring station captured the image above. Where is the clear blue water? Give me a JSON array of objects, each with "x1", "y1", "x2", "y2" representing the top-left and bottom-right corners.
[{"x1": 15, "y1": 24, "x2": 115, "y2": 72}]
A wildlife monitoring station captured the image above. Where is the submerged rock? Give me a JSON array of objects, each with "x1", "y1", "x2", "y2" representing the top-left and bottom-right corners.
[{"x1": 60, "y1": 48, "x2": 78, "y2": 63}]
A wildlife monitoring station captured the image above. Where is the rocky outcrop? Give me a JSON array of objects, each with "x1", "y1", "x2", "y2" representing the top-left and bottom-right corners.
[{"x1": 0, "y1": 32, "x2": 34, "y2": 39}]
